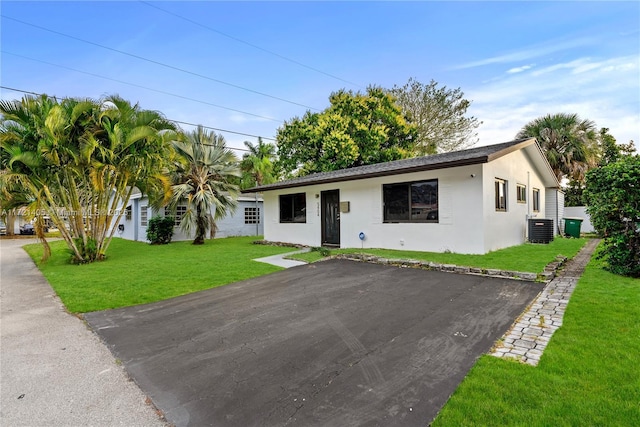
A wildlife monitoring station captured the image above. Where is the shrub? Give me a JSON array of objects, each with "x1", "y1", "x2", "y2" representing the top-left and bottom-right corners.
[
  {"x1": 584, "y1": 155, "x2": 640, "y2": 277},
  {"x1": 70, "y1": 237, "x2": 99, "y2": 263},
  {"x1": 147, "y1": 216, "x2": 175, "y2": 244},
  {"x1": 311, "y1": 246, "x2": 331, "y2": 257}
]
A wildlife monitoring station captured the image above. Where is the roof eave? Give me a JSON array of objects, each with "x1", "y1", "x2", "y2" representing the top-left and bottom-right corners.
[
  {"x1": 486, "y1": 137, "x2": 537, "y2": 163},
  {"x1": 242, "y1": 156, "x2": 490, "y2": 193}
]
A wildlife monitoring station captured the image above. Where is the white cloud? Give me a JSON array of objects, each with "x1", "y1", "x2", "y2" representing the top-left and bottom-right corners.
[
  {"x1": 466, "y1": 55, "x2": 640, "y2": 149},
  {"x1": 507, "y1": 64, "x2": 534, "y2": 74},
  {"x1": 454, "y1": 37, "x2": 595, "y2": 69}
]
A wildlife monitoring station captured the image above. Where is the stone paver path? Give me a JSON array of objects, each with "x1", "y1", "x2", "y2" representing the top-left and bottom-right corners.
[{"x1": 491, "y1": 239, "x2": 600, "y2": 365}]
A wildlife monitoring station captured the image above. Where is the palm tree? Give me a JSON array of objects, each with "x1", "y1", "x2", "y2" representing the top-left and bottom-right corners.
[
  {"x1": 171, "y1": 126, "x2": 240, "y2": 245},
  {"x1": 240, "y1": 137, "x2": 277, "y2": 189},
  {"x1": 1, "y1": 94, "x2": 178, "y2": 262},
  {"x1": 516, "y1": 113, "x2": 599, "y2": 182},
  {"x1": 95, "y1": 95, "x2": 178, "y2": 256},
  {"x1": 1, "y1": 94, "x2": 70, "y2": 260}
]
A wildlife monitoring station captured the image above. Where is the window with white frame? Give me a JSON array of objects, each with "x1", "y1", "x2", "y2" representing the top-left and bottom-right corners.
[
  {"x1": 383, "y1": 179, "x2": 438, "y2": 222},
  {"x1": 125, "y1": 206, "x2": 132, "y2": 221},
  {"x1": 495, "y1": 178, "x2": 507, "y2": 211},
  {"x1": 140, "y1": 206, "x2": 148, "y2": 226},
  {"x1": 165, "y1": 205, "x2": 187, "y2": 227},
  {"x1": 533, "y1": 188, "x2": 540, "y2": 212},
  {"x1": 517, "y1": 184, "x2": 526, "y2": 203},
  {"x1": 245, "y1": 207, "x2": 260, "y2": 224}
]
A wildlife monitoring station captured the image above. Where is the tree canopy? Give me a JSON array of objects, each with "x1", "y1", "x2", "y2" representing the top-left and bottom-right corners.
[
  {"x1": 0, "y1": 94, "x2": 177, "y2": 262},
  {"x1": 584, "y1": 154, "x2": 640, "y2": 277},
  {"x1": 170, "y1": 126, "x2": 240, "y2": 245},
  {"x1": 564, "y1": 128, "x2": 637, "y2": 206},
  {"x1": 516, "y1": 113, "x2": 599, "y2": 182},
  {"x1": 240, "y1": 137, "x2": 277, "y2": 189},
  {"x1": 597, "y1": 127, "x2": 636, "y2": 165},
  {"x1": 390, "y1": 78, "x2": 481, "y2": 155},
  {"x1": 276, "y1": 86, "x2": 417, "y2": 176}
]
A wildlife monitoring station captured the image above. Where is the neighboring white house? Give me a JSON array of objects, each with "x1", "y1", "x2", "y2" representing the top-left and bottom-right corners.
[
  {"x1": 113, "y1": 191, "x2": 264, "y2": 242},
  {"x1": 244, "y1": 138, "x2": 561, "y2": 255}
]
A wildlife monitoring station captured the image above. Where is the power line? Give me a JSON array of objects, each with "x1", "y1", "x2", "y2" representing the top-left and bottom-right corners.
[
  {"x1": 2, "y1": 51, "x2": 281, "y2": 123},
  {"x1": 140, "y1": 1, "x2": 364, "y2": 89},
  {"x1": 0, "y1": 86, "x2": 277, "y2": 148},
  {"x1": 2, "y1": 15, "x2": 322, "y2": 112},
  {"x1": 171, "y1": 119, "x2": 276, "y2": 143}
]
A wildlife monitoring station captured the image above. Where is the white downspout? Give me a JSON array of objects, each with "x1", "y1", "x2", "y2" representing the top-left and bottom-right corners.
[{"x1": 526, "y1": 171, "x2": 531, "y2": 240}]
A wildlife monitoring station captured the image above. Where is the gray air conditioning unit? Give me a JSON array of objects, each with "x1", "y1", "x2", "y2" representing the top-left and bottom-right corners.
[{"x1": 528, "y1": 218, "x2": 554, "y2": 244}]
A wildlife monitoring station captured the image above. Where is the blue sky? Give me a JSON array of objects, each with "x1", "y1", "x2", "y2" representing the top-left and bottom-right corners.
[{"x1": 1, "y1": 1, "x2": 638, "y2": 155}]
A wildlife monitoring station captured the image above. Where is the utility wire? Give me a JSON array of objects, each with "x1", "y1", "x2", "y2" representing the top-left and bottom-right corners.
[
  {"x1": 0, "y1": 86, "x2": 277, "y2": 147},
  {"x1": 171, "y1": 119, "x2": 276, "y2": 143},
  {"x1": 2, "y1": 15, "x2": 322, "y2": 112},
  {"x1": 140, "y1": 1, "x2": 364, "y2": 89},
  {"x1": 2, "y1": 51, "x2": 281, "y2": 123}
]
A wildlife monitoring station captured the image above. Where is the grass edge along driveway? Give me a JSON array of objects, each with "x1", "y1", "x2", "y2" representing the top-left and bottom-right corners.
[
  {"x1": 293, "y1": 238, "x2": 587, "y2": 273},
  {"x1": 25, "y1": 236, "x2": 586, "y2": 314},
  {"x1": 432, "y1": 244, "x2": 640, "y2": 426},
  {"x1": 23, "y1": 237, "x2": 296, "y2": 313}
]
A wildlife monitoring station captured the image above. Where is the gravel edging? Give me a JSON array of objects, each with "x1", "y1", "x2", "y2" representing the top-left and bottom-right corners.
[
  {"x1": 254, "y1": 240, "x2": 571, "y2": 283},
  {"x1": 331, "y1": 252, "x2": 568, "y2": 283}
]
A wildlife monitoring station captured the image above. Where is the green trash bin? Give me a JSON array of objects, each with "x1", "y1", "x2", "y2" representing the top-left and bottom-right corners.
[{"x1": 563, "y1": 217, "x2": 583, "y2": 238}]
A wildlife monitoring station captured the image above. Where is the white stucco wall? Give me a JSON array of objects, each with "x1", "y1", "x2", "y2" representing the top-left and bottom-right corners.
[
  {"x1": 114, "y1": 207, "x2": 137, "y2": 241},
  {"x1": 264, "y1": 164, "x2": 490, "y2": 254},
  {"x1": 113, "y1": 197, "x2": 264, "y2": 242},
  {"x1": 264, "y1": 149, "x2": 555, "y2": 254},
  {"x1": 482, "y1": 149, "x2": 548, "y2": 252},
  {"x1": 111, "y1": 197, "x2": 139, "y2": 241}
]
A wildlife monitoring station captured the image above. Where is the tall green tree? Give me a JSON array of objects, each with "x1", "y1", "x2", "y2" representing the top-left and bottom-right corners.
[
  {"x1": 170, "y1": 126, "x2": 240, "y2": 245},
  {"x1": 598, "y1": 127, "x2": 636, "y2": 165},
  {"x1": 584, "y1": 154, "x2": 640, "y2": 277},
  {"x1": 516, "y1": 113, "x2": 599, "y2": 182},
  {"x1": 240, "y1": 137, "x2": 277, "y2": 189},
  {"x1": 0, "y1": 94, "x2": 177, "y2": 262},
  {"x1": 390, "y1": 78, "x2": 481, "y2": 155},
  {"x1": 276, "y1": 86, "x2": 417, "y2": 176}
]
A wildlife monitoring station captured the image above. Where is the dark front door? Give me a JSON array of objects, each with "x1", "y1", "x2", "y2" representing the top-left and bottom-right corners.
[{"x1": 321, "y1": 190, "x2": 340, "y2": 246}]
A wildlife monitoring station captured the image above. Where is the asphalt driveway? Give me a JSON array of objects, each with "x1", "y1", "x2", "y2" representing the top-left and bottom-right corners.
[{"x1": 85, "y1": 259, "x2": 544, "y2": 427}]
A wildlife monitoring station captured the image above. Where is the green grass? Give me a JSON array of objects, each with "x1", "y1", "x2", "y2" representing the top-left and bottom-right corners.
[
  {"x1": 286, "y1": 250, "x2": 327, "y2": 264},
  {"x1": 432, "y1": 245, "x2": 640, "y2": 426},
  {"x1": 288, "y1": 238, "x2": 587, "y2": 273},
  {"x1": 24, "y1": 237, "x2": 296, "y2": 313}
]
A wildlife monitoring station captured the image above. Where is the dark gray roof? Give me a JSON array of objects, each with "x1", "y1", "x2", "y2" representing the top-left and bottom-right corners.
[{"x1": 244, "y1": 138, "x2": 550, "y2": 192}]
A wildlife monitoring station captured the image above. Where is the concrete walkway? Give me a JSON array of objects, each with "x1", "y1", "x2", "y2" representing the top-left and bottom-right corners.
[
  {"x1": 491, "y1": 239, "x2": 600, "y2": 365},
  {"x1": 253, "y1": 247, "x2": 310, "y2": 268},
  {"x1": 0, "y1": 238, "x2": 167, "y2": 426}
]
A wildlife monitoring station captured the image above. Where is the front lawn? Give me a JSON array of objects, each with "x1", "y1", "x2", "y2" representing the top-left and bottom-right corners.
[
  {"x1": 289, "y1": 237, "x2": 587, "y2": 273},
  {"x1": 24, "y1": 237, "x2": 296, "y2": 313},
  {"x1": 432, "y1": 245, "x2": 640, "y2": 426}
]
